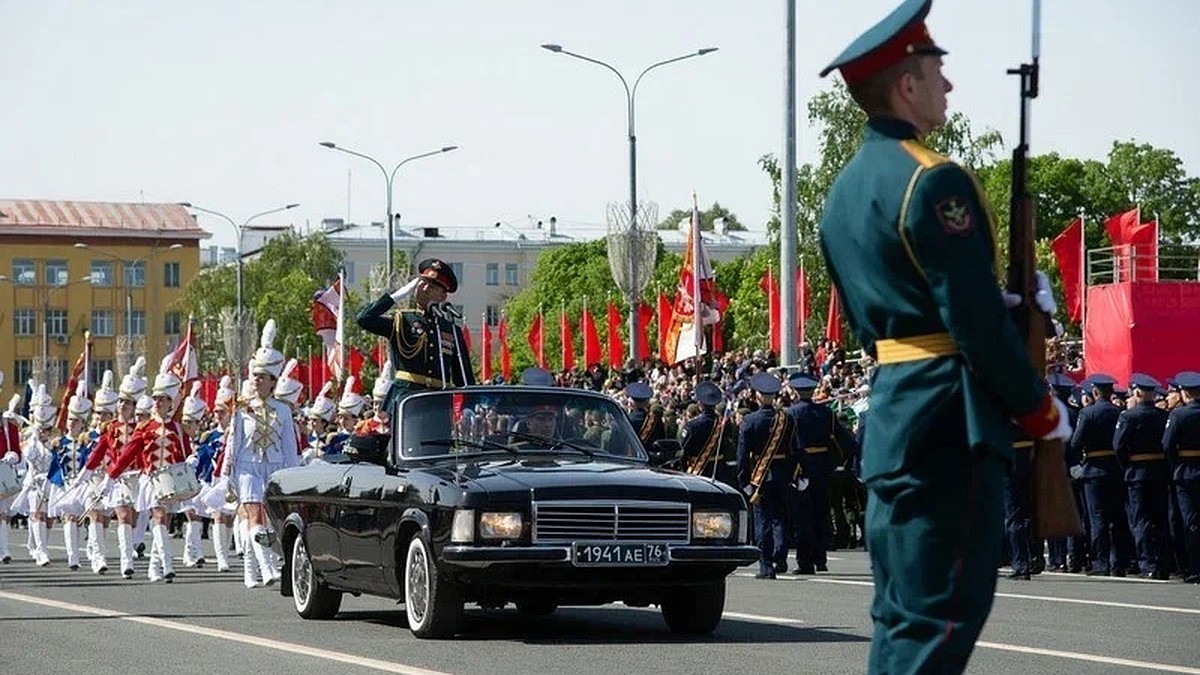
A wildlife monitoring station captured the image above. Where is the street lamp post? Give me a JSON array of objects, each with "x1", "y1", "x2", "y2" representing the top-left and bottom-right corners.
[
  {"x1": 318, "y1": 142, "x2": 459, "y2": 287},
  {"x1": 541, "y1": 44, "x2": 718, "y2": 361},
  {"x1": 37, "y1": 275, "x2": 95, "y2": 392}
]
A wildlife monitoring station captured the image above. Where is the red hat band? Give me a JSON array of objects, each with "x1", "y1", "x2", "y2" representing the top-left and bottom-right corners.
[{"x1": 840, "y1": 21, "x2": 939, "y2": 86}]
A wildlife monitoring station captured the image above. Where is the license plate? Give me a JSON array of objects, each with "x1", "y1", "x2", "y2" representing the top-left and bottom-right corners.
[{"x1": 573, "y1": 542, "x2": 669, "y2": 567}]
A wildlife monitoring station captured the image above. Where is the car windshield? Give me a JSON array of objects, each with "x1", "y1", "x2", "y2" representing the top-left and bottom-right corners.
[{"x1": 397, "y1": 388, "x2": 646, "y2": 461}]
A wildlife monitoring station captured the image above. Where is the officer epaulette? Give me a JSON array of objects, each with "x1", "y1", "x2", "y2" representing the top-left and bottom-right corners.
[{"x1": 899, "y1": 140, "x2": 951, "y2": 169}]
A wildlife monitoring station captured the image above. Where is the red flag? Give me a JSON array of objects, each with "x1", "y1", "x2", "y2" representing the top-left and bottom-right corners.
[
  {"x1": 637, "y1": 302, "x2": 655, "y2": 364},
  {"x1": 527, "y1": 312, "x2": 546, "y2": 368},
  {"x1": 348, "y1": 348, "x2": 365, "y2": 388},
  {"x1": 759, "y1": 268, "x2": 780, "y2": 353},
  {"x1": 1051, "y1": 217, "x2": 1084, "y2": 323},
  {"x1": 1104, "y1": 208, "x2": 1139, "y2": 245},
  {"x1": 825, "y1": 287, "x2": 843, "y2": 343},
  {"x1": 498, "y1": 317, "x2": 512, "y2": 381},
  {"x1": 559, "y1": 308, "x2": 575, "y2": 371},
  {"x1": 56, "y1": 334, "x2": 92, "y2": 431},
  {"x1": 606, "y1": 301, "x2": 624, "y2": 368},
  {"x1": 656, "y1": 292, "x2": 673, "y2": 363},
  {"x1": 581, "y1": 305, "x2": 601, "y2": 367},
  {"x1": 481, "y1": 320, "x2": 493, "y2": 381},
  {"x1": 796, "y1": 264, "x2": 811, "y2": 339},
  {"x1": 374, "y1": 340, "x2": 386, "y2": 368},
  {"x1": 712, "y1": 291, "x2": 730, "y2": 352},
  {"x1": 1105, "y1": 208, "x2": 1157, "y2": 281}
]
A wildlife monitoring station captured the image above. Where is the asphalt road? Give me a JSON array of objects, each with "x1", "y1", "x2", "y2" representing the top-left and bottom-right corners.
[{"x1": 1, "y1": 530, "x2": 1198, "y2": 674}]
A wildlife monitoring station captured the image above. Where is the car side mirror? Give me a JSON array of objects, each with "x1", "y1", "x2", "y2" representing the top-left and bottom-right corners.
[
  {"x1": 648, "y1": 438, "x2": 683, "y2": 469},
  {"x1": 344, "y1": 433, "x2": 391, "y2": 466}
]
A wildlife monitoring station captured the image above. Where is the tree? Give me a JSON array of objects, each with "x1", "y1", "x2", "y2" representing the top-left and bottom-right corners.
[{"x1": 655, "y1": 202, "x2": 747, "y2": 232}]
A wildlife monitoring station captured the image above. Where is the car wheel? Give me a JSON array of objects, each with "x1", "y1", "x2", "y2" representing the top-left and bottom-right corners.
[
  {"x1": 515, "y1": 599, "x2": 558, "y2": 617},
  {"x1": 660, "y1": 580, "x2": 725, "y2": 635},
  {"x1": 291, "y1": 534, "x2": 342, "y2": 619},
  {"x1": 404, "y1": 532, "x2": 462, "y2": 639}
]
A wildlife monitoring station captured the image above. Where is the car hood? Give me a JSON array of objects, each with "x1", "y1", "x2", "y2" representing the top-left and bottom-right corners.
[{"x1": 422, "y1": 456, "x2": 736, "y2": 502}]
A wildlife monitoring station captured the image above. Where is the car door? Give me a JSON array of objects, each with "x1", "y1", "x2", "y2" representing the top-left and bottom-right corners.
[
  {"x1": 337, "y1": 463, "x2": 391, "y2": 594},
  {"x1": 288, "y1": 461, "x2": 352, "y2": 583}
]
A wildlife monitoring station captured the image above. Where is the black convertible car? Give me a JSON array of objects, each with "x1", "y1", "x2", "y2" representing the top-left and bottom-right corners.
[{"x1": 265, "y1": 386, "x2": 758, "y2": 639}]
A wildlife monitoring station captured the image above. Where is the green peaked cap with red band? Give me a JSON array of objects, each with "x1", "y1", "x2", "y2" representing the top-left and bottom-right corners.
[{"x1": 820, "y1": 0, "x2": 947, "y2": 85}]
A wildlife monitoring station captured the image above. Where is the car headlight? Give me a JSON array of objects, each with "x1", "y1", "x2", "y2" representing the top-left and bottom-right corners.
[
  {"x1": 691, "y1": 511, "x2": 733, "y2": 540},
  {"x1": 479, "y1": 511, "x2": 523, "y2": 540},
  {"x1": 451, "y1": 509, "x2": 475, "y2": 543}
]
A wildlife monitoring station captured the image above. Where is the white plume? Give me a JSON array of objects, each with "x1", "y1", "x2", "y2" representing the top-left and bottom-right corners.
[
  {"x1": 281, "y1": 358, "x2": 298, "y2": 380},
  {"x1": 188, "y1": 381, "x2": 202, "y2": 399},
  {"x1": 159, "y1": 354, "x2": 174, "y2": 375},
  {"x1": 100, "y1": 370, "x2": 114, "y2": 390},
  {"x1": 6, "y1": 394, "x2": 20, "y2": 414},
  {"x1": 343, "y1": 376, "x2": 357, "y2": 397},
  {"x1": 218, "y1": 374, "x2": 232, "y2": 390},
  {"x1": 318, "y1": 381, "x2": 333, "y2": 398},
  {"x1": 130, "y1": 356, "x2": 146, "y2": 378},
  {"x1": 260, "y1": 318, "x2": 277, "y2": 349},
  {"x1": 75, "y1": 379, "x2": 87, "y2": 399},
  {"x1": 0, "y1": 370, "x2": 4, "y2": 390}
]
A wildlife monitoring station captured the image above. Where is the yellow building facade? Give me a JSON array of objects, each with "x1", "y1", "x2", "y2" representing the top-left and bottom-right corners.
[{"x1": 0, "y1": 200, "x2": 209, "y2": 402}]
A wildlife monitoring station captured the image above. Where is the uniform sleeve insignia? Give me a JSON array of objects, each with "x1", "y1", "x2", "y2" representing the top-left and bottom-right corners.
[{"x1": 936, "y1": 197, "x2": 973, "y2": 235}]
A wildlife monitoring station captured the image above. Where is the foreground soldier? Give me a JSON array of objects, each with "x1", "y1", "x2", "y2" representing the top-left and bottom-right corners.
[
  {"x1": 1115, "y1": 374, "x2": 1171, "y2": 579},
  {"x1": 817, "y1": 0, "x2": 1070, "y2": 670},
  {"x1": 737, "y1": 372, "x2": 798, "y2": 579},
  {"x1": 1163, "y1": 371, "x2": 1200, "y2": 583}
]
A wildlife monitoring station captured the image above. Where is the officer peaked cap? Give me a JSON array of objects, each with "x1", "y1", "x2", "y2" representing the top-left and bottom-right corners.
[
  {"x1": 418, "y1": 258, "x2": 458, "y2": 294},
  {"x1": 1129, "y1": 373, "x2": 1161, "y2": 391},
  {"x1": 820, "y1": 0, "x2": 947, "y2": 85}
]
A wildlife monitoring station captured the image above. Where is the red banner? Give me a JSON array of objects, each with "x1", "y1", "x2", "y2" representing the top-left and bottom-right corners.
[
  {"x1": 1051, "y1": 217, "x2": 1084, "y2": 323},
  {"x1": 56, "y1": 336, "x2": 91, "y2": 432},
  {"x1": 481, "y1": 321, "x2": 493, "y2": 381},
  {"x1": 559, "y1": 309, "x2": 574, "y2": 371},
  {"x1": 581, "y1": 306, "x2": 601, "y2": 368},
  {"x1": 606, "y1": 301, "x2": 624, "y2": 368},
  {"x1": 527, "y1": 312, "x2": 546, "y2": 369},
  {"x1": 759, "y1": 268, "x2": 780, "y2": 353},
  {"x1": 825, "y1": 286, "x2": 843, "y2": 343},
  {"x1": 498, "y1": 317, "x2": 512, "y2": 381},
  {"x1": 656, "y1": 293, "x2": 673, "y2": 363}
]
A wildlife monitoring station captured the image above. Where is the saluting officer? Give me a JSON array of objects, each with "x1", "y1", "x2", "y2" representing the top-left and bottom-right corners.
[
  {"x1": 737, "y1": 372, "x2": 798, "y2": 579},
  {"x1": 680, "y1": 381, "x2": 725, "y2": 478},
  {"x1": 1162, "y1": 371, "x2": 1200, "y2": 583},
  {"x1": 1070, "y1": 373, "x2": 1135, "y2": 576},
  {"x1": 356, "y1": 259, "x2": 475, "y2": 415},
  {"x1": 626, "y1": 382, "x2": 667, "y2": 450},
  {"x1": 1114, "y1": 373, "x2": 1172, "y2": 579},
  {"x1": 786, "y1": 373, "x2": 859, "y2": 575}
]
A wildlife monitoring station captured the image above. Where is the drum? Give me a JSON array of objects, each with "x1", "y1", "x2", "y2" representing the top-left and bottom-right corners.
[
  {"x1": 150, "y1": 463, "x2": 201, "y2": 504},
  {"x1": 0, "y1": 462, "x2": 20, "y2": 498}
]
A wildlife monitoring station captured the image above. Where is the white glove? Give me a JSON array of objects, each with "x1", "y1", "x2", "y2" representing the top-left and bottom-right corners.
[
  {"x1": 389, "y1": 277, "x2": 421, "y2": 304},
  {"x1": 1, "y1": 451, "x2": 18, "y2": 465},
  {"x1": 1068, "y1": 465, "x2": 1084, "y2": 480},
  {"x1": 1002, "y1": 291, "x2": 1023, "y2": 309},
  {"x1": 1041, "y1": 398, "x2": 1072, "y2": 442},
  {"x1": 1034, "y1": 271, "x2": 1057, "y2": 315},
  {"x1": 794, "y1": 477, "x2": 810, "y2": 492},
  {"x1": 185, "y1": 454, "x2": 200, "y2": 468},
  {"x1": 742, "y1": 484, "x2": 754, "y2": 497}
]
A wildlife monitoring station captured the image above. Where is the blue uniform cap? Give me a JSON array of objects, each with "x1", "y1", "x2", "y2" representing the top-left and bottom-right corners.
[
  {"x1": 1046, "y1": 372, "x2": 1076, "y2": 390},
  {"x1": 1086, "y1": 373, "x2": 1117, "y2": 388},
  {"x1": 1129, "y1": 373, "x2": 1161, "y2": 391},
  {"x1": 626, "y1": 381, "x2": 653, "y2": 401},
  {"x1": 520, "y1": 367, "x2": 554, "y2": 387},
  {"x1": 1173, "y1": 371, "x2": 1200, "y2": 389},
  {"x1": 693, "y1": 381, "x2": 722, "y2": 406},
  {"x1": 750, "y1": 372, "x2": 781, "y2": 396},
  {"x1": 819, "y1": 0, "x2": 947, "y2": 83},
  {"x1": 787, "y1": 373, "x2": 819, "y2": 391}
]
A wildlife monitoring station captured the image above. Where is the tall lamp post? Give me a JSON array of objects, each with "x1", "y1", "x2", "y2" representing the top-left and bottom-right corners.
[
  {"x1": 26, "y1": 274, "x2": 96, "y2": 392},
  {"x1": 541, "y1": 44, "x2": 718, "y2": 361},
  {"x1": 318, "y1": 141, "x2": 459, "y2": 287}
]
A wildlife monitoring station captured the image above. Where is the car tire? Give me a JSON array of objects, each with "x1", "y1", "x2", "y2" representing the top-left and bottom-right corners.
[
  {"x1": 515, "y1": 599, "x2": 558, "y2": 617},
  {"x1": 660, "y1": 580, "x2": 725, "y2": 635},
  {"x1": 404, "y1": 532, "x2": 462, "y2": 639},
  {"x1": 292, "y1": 534, "x2": 342, "y2": 620}
]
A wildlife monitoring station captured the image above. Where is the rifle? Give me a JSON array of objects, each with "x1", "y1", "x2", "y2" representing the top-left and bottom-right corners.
[{"x1": 1006, "y1": 0, "x2": 1083, "y2": 539}]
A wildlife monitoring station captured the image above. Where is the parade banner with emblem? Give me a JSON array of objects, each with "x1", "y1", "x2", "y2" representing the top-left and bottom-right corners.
[
  {"x1": 663, "y1": 197, "x2": 719, "y2": 365},
  {"x1": 54, "y1": 331, "x2": 92, "y2": 432}
]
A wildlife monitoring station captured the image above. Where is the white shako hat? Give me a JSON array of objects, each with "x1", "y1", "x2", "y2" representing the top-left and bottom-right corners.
[
  {"x1": 181, "y1": 381, "x2": 209, "y2": 422},
  {"x1": 337, "y1": 376, "x2": 366, "y2": 417},
  {"x1": 119, "y1": 356, "x2": 148, "y2": 401},
  {"x1": 249, "y1": 319, "x2": 285, "y2": 379},
  {"x1": 68, "y1": 380, "x2": 93, "y2": 420},
  {"x1": 307, "y1": 381, "x2": 336, "y2": 422},
  {"x1": 93, "y1": 370, "x2": 119, "y2": 413},
  {"x1": 274, "y1": 358, "x2": 303, "y2": 405},
  {"x1": 213, "y1": 375, "x2": 235, "y2": 411},
  {"x1": 135, "y1": 394, "x2": 154, "y2": 416},
  {"x1": 152, "y1": 354, "x2": 182, "y2": 401}
]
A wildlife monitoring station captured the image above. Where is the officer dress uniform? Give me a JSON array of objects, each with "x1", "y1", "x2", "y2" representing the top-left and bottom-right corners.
[
  {"x1": 737, "y1": 373, "x2": 798, "y2": 579},
  {"x1": 626, "y1": 382, "x2": 667, "y2": 451},
  {"x1": 681, "y1": 381, "x2": 725, "y2": 478},
  {"x1": 816, "y1": 1, "x2": 1067, "y2": 670},
  {"x1": 1114, "y1": 374, "x2": 1172, "y2": 579},
  {"x1": 1162, "y1": 371, "x2": 1200, "y2": 582},
  {"x1": 1069, "y1": 375, "x2": 1134, "y2": 575},
  {"x1": 356, "y1": 259, "x2": 475, "y2": 415}
]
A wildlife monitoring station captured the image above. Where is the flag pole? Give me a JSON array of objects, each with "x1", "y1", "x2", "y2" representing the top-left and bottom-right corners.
[
  {"x1": 337, "y1": 267, "x2": 347, "y2": 383},
  {"x1": 692, "y1": 193, "x2": 702, "y2": 361},
  {"x1": 1154, "y1": 211, "x2": 1161, "y2": 282},
  {"x1": 1079, "y1": 209, "x2": 1087, "y2": 349}
]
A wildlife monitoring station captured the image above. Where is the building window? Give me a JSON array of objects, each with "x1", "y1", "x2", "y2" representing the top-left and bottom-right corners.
[
  {"x1": 123, "y1": 261, "x2": 145, "y2": 288},
  {"x1": 485, "y1": 262, "x2": 499, "y2": 286},
  {"x1": 505, "y1": 263, "x2": 519, "y2": 286},
  {"x1": 449, "y1": 262, "x2": 464, "y2": 285},
  {"x1": 14, "y1": 309, "x2": 36, "y2": 336},
  {"x1": 486, "y1": 305, "x2": 500, "y2": 326},
  {"x1": 46, "y1": 309, "x2": 69, "y2": 337},
  {"x1": 50, "y1": 359, "x2": 69, "y2": 386},
  {"x1": 125, "y1": 310, "x2": 146, "y2": 337},
  {"x1": 46, "y1": 260, "x2": 69, "y2": 286},
  {"x1": 90, "y1": 359, "x2": 114, "y2": 388},
  {"x1": 163, "y1": 261, "x2": 181, "y2": 288},
  {"x1": 91, "y1": 310, "x2": 115, "y2": 337},
  {"x1": 14, "y1": 359, "x2": 33, "y2": 385},
  {"x1": 90, "y1": 261, "x2": 114, "y2": 287},
  {"x1": 343, "y1": 262, "x2": 356, "y2": 286},
  {"x1": 163, "y1": 311, "x2": 182, "y2": 337},
  {"x1": 11, "y1": 259, "x2": 35, "y2": 285}
]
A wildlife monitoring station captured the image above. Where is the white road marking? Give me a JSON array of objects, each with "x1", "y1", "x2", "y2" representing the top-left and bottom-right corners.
[
  {"x1": 975, "y1": 641, "x2": 1200, "y2": 674},
  {"x1": 0, "y1": 590, "x2": 452, "y2": 675}
]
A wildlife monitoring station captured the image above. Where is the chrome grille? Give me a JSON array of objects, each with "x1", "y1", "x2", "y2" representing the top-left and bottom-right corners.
[{"x1": 532, "y1": 501, "x2": 690, "y2": 543}]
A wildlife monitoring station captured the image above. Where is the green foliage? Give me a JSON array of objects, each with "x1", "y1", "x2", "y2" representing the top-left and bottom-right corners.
[{"x1": 655, "y1": 202, "x2": 747, "y2": 232}]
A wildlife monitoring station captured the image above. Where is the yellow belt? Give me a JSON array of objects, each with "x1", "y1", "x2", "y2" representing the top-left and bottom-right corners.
[
  {"x1": 394, "y1": 371, "x2": 444, "y2": 389},
  {"x1": 1086, "y1": 450, "x2": 1116, "y2": 459},
  {"x1": 1128, "y1": 453, "x2": 1166, "y2": 462},
  {"x1": 1178, "y1": 450, "x2": 1200, "y2": 458},
  {"x1": 804, "y1": 446, "x2": 829, "y2": 454},
  {"x1": 874, "y1": 332, "x2": 959, "y2": 365},
  {"x1": 1013, "y1": 441, "x2": 1034, "y2": 449}
]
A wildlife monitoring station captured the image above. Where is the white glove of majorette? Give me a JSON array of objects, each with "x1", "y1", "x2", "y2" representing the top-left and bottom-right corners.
[{"x1": 1, "y1": 451, "x2": 18, "y2": 465}]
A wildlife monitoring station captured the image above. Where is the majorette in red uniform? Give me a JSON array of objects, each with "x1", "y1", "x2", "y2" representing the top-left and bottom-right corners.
[{"x1": 0, "y1": 384, "x2": 25, "y2": 563}]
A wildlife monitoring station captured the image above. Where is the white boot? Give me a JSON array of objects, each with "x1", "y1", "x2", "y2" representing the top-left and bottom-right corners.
[
  {"x1": 133, "y1": 509, "x2": 149, "y2": 557},
  {"x1": 241, "y1": 522, "x2": 261, "y2": 588},
  {"x1": 212, "y1": 521, "x2": 230, "y2": 572},
  {"x1": 147, "y1": 534, "x2": 163, "y2": 582},
  {"x1": 31, "y1": 520, "x2": 51, "y2": 566},
  {"x1": 233, "y1": 515, "x2": 245, "y2": 557},
  {"x1": 181, "y1": 521, "x2": 196, "y2": 567},
  {"x1": 153, "y1": 524, "x2": 175, "y2": 581},
  {"x1": 26, "y1": 524, "x2": 36, "y2": 560},
  {"x1": 0, "y1": 519, "x2": 10, "y2": 562},
  {"x1": 250, "y1": 525, "x2": 279, "y2": 585},
  {"x1": 89, "y1": 521, "x2": 109, "y2": 573},
  {"x1": 117, "y1": 523, "x2": 134, "y2": 578},
  {"x1": 65, "y1": 521, "x2": 81, "y2": 570},
  {"x1": 186, "y1": 520, "x2": 205, "y2": 567}
]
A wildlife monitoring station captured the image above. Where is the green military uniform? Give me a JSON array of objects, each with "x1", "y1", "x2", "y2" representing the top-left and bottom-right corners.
[{"x1": 817, "y1": 0, "x2": 1060, "y2": 672}]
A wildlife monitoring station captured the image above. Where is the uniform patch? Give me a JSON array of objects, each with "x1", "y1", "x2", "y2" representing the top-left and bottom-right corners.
[{"x1": 936, "y1": 197, "x2": 973, "y2": 235}]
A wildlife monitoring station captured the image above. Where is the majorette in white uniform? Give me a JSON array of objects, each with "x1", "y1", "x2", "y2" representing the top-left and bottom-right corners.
[
  {"x1": 13, "y1": 386, "x2": 57, "y2": 566},
  {"x1": 179, "y1": 381, "x2": 211, "y2": 569},
  {"x1": 302, "y1": 381, "x2": 337, "y2": 465},
  {"x1": 223, "y1": 319, "x2": 298, "y2": 588},
  {"x1": 197, "y1": 376, "x2": 237, "y2": 571},
  {"x1": 85, "y1": 370, "x2": 120, "y2": 574},
  {"x1": 274, "y1": 358, "x2": 307, "y2": 462},
  {"x1": 47, "y1": 380, "x2": 94, "y2": 571}
]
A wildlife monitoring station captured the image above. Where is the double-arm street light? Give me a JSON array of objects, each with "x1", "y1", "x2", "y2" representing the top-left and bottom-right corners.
[
  {"x1": 540, "y1": 44, "x2": 718, "y2": 361},
  {"x1": 318, "y1": 141, "x2": 459, "y2": 286}
]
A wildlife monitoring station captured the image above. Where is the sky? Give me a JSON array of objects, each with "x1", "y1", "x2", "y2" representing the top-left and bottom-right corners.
[{"x1": 3, "y1": 1, "x2": 1196, "y2": 249}]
